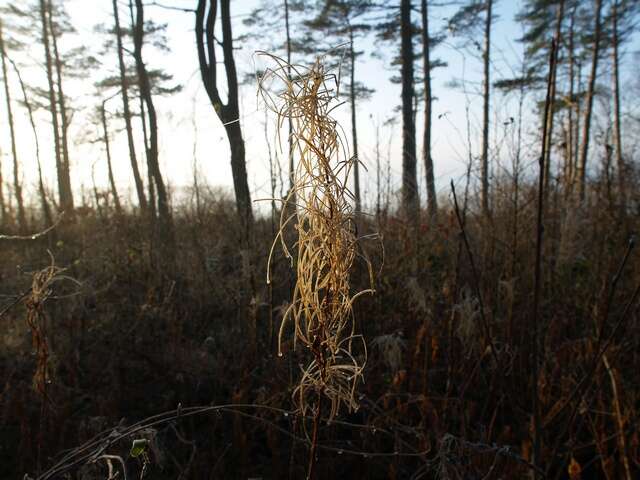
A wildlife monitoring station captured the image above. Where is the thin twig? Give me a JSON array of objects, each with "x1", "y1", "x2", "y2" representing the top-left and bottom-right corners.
[
  {"x1": 0, "y1": 214, "x2": 63, "y2": 241},
  {"x1": 531, "y1": 37, "x2": 558, "y2": 478},
  {"x1": 450, "y1": 180, "x2": 498, "y2": 367}
]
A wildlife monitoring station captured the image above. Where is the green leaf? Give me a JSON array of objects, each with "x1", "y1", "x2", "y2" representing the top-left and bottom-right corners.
[{"x1": 130, "y1": 438, "x2": 149, "y2": 458}]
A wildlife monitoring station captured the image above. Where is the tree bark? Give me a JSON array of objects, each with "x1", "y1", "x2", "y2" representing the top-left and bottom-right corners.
[
  {"x1": 611, "y1": 0, "x2": 625, "y2": 207},
  {"x1": 348, "y1": 25, "x2": 361, "y2": 213},
  {"x1": 196, "y1": 0, "x2": 253, "y2": 235},
  {"x1": 480, "y1": 0, "x2": 493, "y2": 216},
  {"x1": 113, "y1": 0, "x2": 148, "y2": 212},
  {"x1": 9, "y1": 57, "x2": 52, "y2": 227},
  {"x1": 531, "y1": 37, "x2": 560, "y2": 480},
  {"x1": 126, "y1": 0, "x2": 157, "y2": 221},
  {"x1": 48, "y1": 0, "x2": 74, "y2": 212},
  {"x1": 400, "y1": 0, "x2": 418, "y2": 222},
  {"x1": 284, "y1": 0, "x2": 295, "y2": 197},
  {"x1": 0, "y1": 140, "x2": 5, "y2": 225},
  {"x1": 140, "y1": 96, "x2": 157, "y2": 221},
  {"x1": 100, "y1": 101, "x2": 122, "y2": 215},
  {"x1": 565, "y1": 4, "x2": 576, "y2": 190},
  {"x1": 577, "y1": 0, "x2": 603, "y2": 202},
  {"x1": 421, "y1": 0, "x2": 437, "y2": 224},
  {"x1": 133, "y1": 0, "x2": 173, "y2": 247},
  {"x1": 543, "y1": 0, "x2": 565, "y2": 201},
  {"x1": 0, "y1": 19, "x2": 26, "y2": 231},
  {"x1": 39, "y1": 0, "x2": 71, "y2": 213}
]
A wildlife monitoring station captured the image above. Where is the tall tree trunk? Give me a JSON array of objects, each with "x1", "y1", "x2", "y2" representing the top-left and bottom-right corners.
[
  {"x1": 531, "y1": 38, "x2": 559, "y2": 480},
  {"x1": 196, "y1": 0, "x2": 253, "y2": 236},
  {"x1": 543, "y1": 0, "x2": 565, "y2": 200},
  {"x1": 39, "y1": 0, "x2": 70, "y2": 213},
  {"x1": 100, "y1": 101, "x2": 122, "y2": 215},
  {"x1": 0, "y1": 20, "x2": 25, "y2": 231},
  {"x1": 48, "y1": 0, "x2": 73, "y2": 212},
  {"x1": 138, "y1": 92, "x2": 157, "y2": 221},
  {"x1": 574, "y1": 61, "x2": 582, "y2": 186},
  {"x1": 113, "y1": 0, "x2": 147, "y2": 212},
  {"x1": 196, "y1": 0, "x2": 256, "y2": 359},
  {"x1": 0, "y1": 145, "x2": 5, "y2": 225},
  {"x1": 127, "y1": 0, "x2": 157, "y2": 221},
  {"x1": 566, "y1": 4, "x2": 576, "y2": 191},
  {"x1": 90, "y1": 164, "x2": 104, "y2": 219},
  {"x1": 133, "y1": 0, "x2": 173, "y2": 248},
  {"x1": 480, "y1": 0, "x2": 493, "y2": 216},
  {"x1": 421, "y1": 0, "x2": 437, "y2": 224},
  {"x1": 577, "y1": 0, "x2": 603, "y2": 202},
  {"x1": 141, "y1": 97, "x2": 157, "y2": 220},
  {"x1": 375, "y1": 119, "x2": 381, "y2": 220},
  {"x1": 400, "y1": 0, "x2": 418, "y2": 222},
  {"x1": 9, "y1": 57, "x2": 52, "y2": 227},
  {"x1": 611, "y1": 0, "x2": 625, "y2": 207},
  {"x1": 284, "y1": 0, "x2": 295, "y2": 198},
  {"x1": 348, "y1": 25, "x2": 361, "y2": 213}
]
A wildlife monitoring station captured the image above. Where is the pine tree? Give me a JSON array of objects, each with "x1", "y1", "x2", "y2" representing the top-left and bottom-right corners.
[
  {"x1": 196, "y1": 0, "x2": 254, "y2": 237},
  {"x1": 94, "y1": 2, "x2": 181, "y2": 216},
  {"x1": 47, "y1": 0, "x2": 74, "y2": 212},
  {"x1": 99, "y1": 98, "x2": 122, "y2": 215},
  {"x1": 448, "y1": 0, "x2": 495, "y2": 216},
  {"x1": 11, "y1": 56, "x2": 53, "y2": 227},
  {"x1": 244, "y1": 0, "x2": 311, "y2": 209},
  {"x1": 607, "y1": 0, "x2": 639, "y2": 208},
  {"x1": 132, "y1": 0, "x2": 174, "y2": 252},
  {"x1": 374, "y1": 1, "x2": 445, "y2": 220},
  {"x1": 421, "y1": 0, "x2": 438, "y2": 223},
  {"x1": 515, "y1": 0, "x2": 567, "y2": 197},
  {"x1": 304, "y1": 1, "x2": 375, "y2": 213},
  {"x1": 400, "y1": 0, "x2": 419, "y2": 222},
  {"x1": 576, "y1": 0, "x2": 603, "y2": 202},
  {"x1": 0, "y1": 18, "x2": 26, "y2": 231},
  {"x1": 38, "y1": 0, "x2": 73, "y2": 212},
  {"x1": 112, "y1": 0, "x2": 147, "y2": 212}
]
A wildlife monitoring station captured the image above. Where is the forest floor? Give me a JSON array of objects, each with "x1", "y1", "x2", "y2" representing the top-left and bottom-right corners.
[{"x1": 2, "y1": 185, "x2": 639, "y2": 479}]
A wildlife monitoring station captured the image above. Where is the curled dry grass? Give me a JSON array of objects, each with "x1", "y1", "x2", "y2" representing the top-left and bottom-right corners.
[
  {"x1": 258, "y1": 51, "x2": 375, "y2": 421},
  {"x1": 24, "y1": 254, "x2": 68, "y2": 400}
]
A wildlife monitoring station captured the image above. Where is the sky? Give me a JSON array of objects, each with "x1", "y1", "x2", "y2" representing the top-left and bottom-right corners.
[{"x1": 0, "y1": 0, "x2": 637, "y2": 215}]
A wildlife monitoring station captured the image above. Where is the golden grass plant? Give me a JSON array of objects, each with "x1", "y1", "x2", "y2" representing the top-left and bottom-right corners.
[
  {"x1": 25, "y1": 254, "x2": 68, "y2": 400},
  {"x1": 258, "y1": 51, "x2": 375, "y2": 423}
]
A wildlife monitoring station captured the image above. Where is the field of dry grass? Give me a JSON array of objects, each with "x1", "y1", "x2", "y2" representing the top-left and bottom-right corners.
[{"x1": 1, "y1": 159, "x2": 639, "y2": 479}]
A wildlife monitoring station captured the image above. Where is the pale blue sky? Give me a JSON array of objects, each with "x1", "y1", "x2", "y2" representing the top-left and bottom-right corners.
[{"x1": 0, "y1": 0, "x2": 637, "y2": 213}]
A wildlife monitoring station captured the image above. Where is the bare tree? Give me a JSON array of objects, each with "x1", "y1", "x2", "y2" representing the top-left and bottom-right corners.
[
  {"x1": 47, "y1": 0, "x2": 73, "y2": 212},
  {"x1": 400, "y1": 0, "x2": 418, "y2": 222},
  {"x1": 448, "y1": 0, "x2": 495, "y2": 216},
  {"x1": 576, "y1": 0, "x2": 603, "y2": 202},
  {"x1": 421, "y1": 0, "x2": 437, "y2": 223},
  {"x1": 100, "y1": 99, "x2": 122, "y2": 215},
  {"x1": 0, "y1": 19, "x2": 26, "y2": 231},
  {"x1": 611, "y1": 0, "x2": 625, "y2": 206},
  {"x1": 542, "y1": 0, "x2": 565, "y2": 201},
  {"x1": 9, "y1": 57, "x2": 52, "y2": 227},
  {"x1": 39, "y1": 0, "x2": 73, "y2": 212},
  {"x1": 112, "y1": 0, "x2": 148, "y2": 212},
  {"x1": 133, "y1": 0, "x2": 174, "y2": 250},
  {"x1": 195, "y1": 0, "x2": 253, "y2": 235},
  {"x1": 481, "y1": 0, "x2": 493, "y2": 216}
]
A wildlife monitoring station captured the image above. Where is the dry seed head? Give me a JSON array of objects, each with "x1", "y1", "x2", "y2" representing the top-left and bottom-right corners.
[
  {"x1": 24, "y1": 253, "x2": 70, "y2": 400},
  {"x1": 258, "y1": 51, "x2": 375, "y2": 420}
]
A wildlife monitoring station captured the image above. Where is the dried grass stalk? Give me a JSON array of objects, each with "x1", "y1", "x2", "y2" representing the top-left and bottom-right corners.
[
  {"x1": 258, "y1": 51, "x2": 375, "y2": 421},
  {"x1": 24, "y1": 254, "x2": 67, "y2": 399}
]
